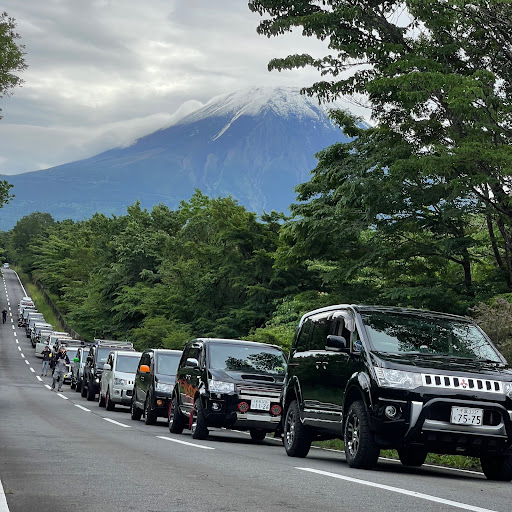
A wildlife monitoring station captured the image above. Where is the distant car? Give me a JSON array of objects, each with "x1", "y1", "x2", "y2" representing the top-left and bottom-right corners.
[
  {"x1": 72, "y1": 345, "x2": 92, "y2": 393},
  {"x1": 131, "y1": 349, "x2": 182, "y2": 425},
  {"x1": 169, "y1": 338, "x2": 286, "y2": 440},
  {"x1": 3, "y1": 263, "x2": 9, "y2": 269},
  {"x1": 99, "y1": 350, "x2": 142, "y2": 410}
]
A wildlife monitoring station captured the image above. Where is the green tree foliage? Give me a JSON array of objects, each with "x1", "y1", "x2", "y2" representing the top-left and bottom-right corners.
[{"x1": 249, "y1": 0, "x2": 512, "y2": 308}]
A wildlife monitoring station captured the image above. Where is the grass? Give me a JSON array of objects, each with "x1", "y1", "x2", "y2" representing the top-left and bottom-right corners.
[
  {"x1": 314, "y1": 439, "x2": 482, "y2": 471},
  {"x1": 13, "y1": 267, "x2": 65, "y2": 332}
]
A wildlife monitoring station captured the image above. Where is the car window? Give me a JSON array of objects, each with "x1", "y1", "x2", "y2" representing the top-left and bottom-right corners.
[
  {"x1": 295, "y1": 319, "x2": 313, "y2": 352},
  {"x1": 155, "y1": 353, "x2": 181, "y2": 376},
  {"x1": 116, "y1": 355, "x2": 140, "y2": 373},
  {"x1": 208, "y1": 344, "x2": 286, "y2": 375}
]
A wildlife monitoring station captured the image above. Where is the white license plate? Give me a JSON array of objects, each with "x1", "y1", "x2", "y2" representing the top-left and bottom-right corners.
[
  {"x1": 251, "y1": 398, "x2": 270, "y2": 411},
  {"x1": 450, "y1": 407, "x2": 483, "y2": 425}
]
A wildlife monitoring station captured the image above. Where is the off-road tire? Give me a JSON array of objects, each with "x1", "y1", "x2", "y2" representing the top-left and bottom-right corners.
[
  {"x1": 130, "y1": 396, "x2": 142, "y2": 421},
  {"x1": 283, "y1": 399, "x2": 311, "y2": 458},
  {"x1": 76, "y1": 378, "x2": 82, "y2": 393},
  {"x1": 80, "y1": 379, "x2": 87, "y2": 397},
  {"x1": 169, "y1": 397, "x2": 186, "y2": 434},
  {"x1": 344, "y1": 400, "x2": 380, "y2": 469},
  {"x1": 480, "y1": 454, "x2": 512, "y2": 481},
  {"x1": 105, "y1": 389, "x2": 115, "y2": 411},
  {"x1": 191, "y1": 398, "x2": 209, "y2": 440},
  {"x1": 144, "y1": 394, "x2": 157, "y2": 425},
  {"x1": 86, "y1": 379, "x2": 96, "y2": 401},
  {"x1": 397, "y1": 448, "x2": 427, "y2": 467},
  {"x1": 250, "y1": 429, "x2": 267, "y2": 442},
  {"x1": 98, "y1": 386, "x2": 105, "y2": 407}
]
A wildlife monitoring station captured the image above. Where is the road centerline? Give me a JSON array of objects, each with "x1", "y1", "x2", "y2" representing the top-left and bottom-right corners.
[{"x1": 156, "y1": 436, "x2": 215, "y2": 450}]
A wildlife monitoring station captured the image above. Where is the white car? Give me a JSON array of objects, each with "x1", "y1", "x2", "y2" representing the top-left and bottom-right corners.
[
  {"x1": 99, "y1": 350, "x2": 142, "y2": 410},
  {"x1": 35, "y1": 332, "x2": 71, "y2": 357},
  {"x1": 3, "y1": 263, "x2": 9, "y2": 269}
]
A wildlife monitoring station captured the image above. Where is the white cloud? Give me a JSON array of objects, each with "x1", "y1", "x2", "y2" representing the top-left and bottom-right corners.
[{"x1": 0, "y1": 0, "x2": 332, "y2": 174}]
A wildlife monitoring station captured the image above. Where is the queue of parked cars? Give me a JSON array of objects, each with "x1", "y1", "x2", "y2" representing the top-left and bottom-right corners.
[{"x1": 18, "y1": 295, "x2": 512, "y2": 481}]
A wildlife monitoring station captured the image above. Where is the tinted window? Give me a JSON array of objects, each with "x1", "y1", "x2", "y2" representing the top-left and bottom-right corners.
[
  {"x1": 361, "y1": 312, "x2": 502, "y2": 361},
  {"x1": 116, "y1": 355, "x2": 140, "y2": 373},
  {"x1": 96, "y1": 347, "x2": 112, "y2": 363},
  {"x1": 208, "y1": 344, "x2": 286, "y2": 375},
  {"x1": 155, "y1": 353, "x2": 181, "y2": 376},
  {"x1": 296, "y1": 319, "x2": 313, "y2": 351}
]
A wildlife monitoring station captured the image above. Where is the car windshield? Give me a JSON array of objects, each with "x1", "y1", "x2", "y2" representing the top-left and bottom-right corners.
[
  {"x1": 65, "y1": 348, "x2": 78, "y2": 360},
  {"x1": 155, "y1": 353, "x2": 181, "y2": 376},
  {"x1": 361, "y1": 311, "x2": 502, "y2": 362},
  {"x1": 208, "y1": 344, "x2": 286, "y2": 375},
  {"x1": 97, "y1": 347, "x2": 112, "y2": 363},
  {"x1": 116, "y1": 355, "x2": 140, "y2": 373}
]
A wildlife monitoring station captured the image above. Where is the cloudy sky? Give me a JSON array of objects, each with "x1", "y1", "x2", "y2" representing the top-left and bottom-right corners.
[{"x1": 0, "y1": 0, "x2": 335, "y2": 175}]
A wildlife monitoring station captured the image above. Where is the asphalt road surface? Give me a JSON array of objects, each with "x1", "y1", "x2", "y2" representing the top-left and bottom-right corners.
[{"x1": 0, "y1": 268, "x2": 510, "y2": 512}]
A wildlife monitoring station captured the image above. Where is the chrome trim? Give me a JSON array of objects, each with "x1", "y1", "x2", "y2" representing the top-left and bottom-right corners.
[
  {"x1": 422, "y1": 419, "x2": 507, "y2": 437},
  {"x1": 239, "y1": 394, "x2": 280, "y2": 400},
  {"x1": 421, "y1": 373, "x2": 503, "y2": 393}
]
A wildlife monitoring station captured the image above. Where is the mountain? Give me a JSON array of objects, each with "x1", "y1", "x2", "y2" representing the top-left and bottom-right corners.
[{"x1": 0, "y1": 87, "x2": 355, "y2": 230}]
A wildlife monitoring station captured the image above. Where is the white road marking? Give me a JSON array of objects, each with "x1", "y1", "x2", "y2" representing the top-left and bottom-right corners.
[
  {"x1": 378, "y1": 456, "x2": 484, "y2": 476},
  {"x1": 13, "y1": 332, "x2": 17, "y2": 337},
  {"x1": 103, "y1": 418, "x2": 131, "y2": 428},
  {"x1": 11, "y1": 325, "x2": 14, "y2": 330},
  {"x1": 17, "y1": 346, "x2": 21, "y2": 351},
  {"x1": 30, "y1": 368, "x2": 35, "y2": 373},
  {"x1": 295, "y1": 468, "x2": 495, "y2": 512},
  {"x1": 20, "y1": 353, "x2": 24, "y2": 358},
  {"x1": 0, "y1": 476, "x2": 11, "y2": 512},
  {"x1": 74, "y1": 405, "x2": 91, "y2": 412},
  {"x1": 36, "y1": 376, "x2": 43, "y2": 382},
  {"x1": 156, "y1": 436, "x2": 215, "y2": 450},
  {"x1": 57, "y1": 394, "x2": 68, "y2": 400},
  {"x1": 15, "y1": 339, "x2": 18, "y2": 344},
  {"x1": 45, "y1": 385, "x2": 52, "y2": 390},
  {"x1": 24, "y1": 360, "x2": 29, "y2": 365}
]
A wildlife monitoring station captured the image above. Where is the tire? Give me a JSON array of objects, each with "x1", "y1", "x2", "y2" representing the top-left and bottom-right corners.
[
  {"x1": 131, "y1": 397, "x2": 142, "y2": 421},
  {"x1": 250, "y1": 429, "x2": 267, "y2": 442},
  {"x1": 70, "y1": 380, "x2": 76, "y2": 390},
  {"x1": 283, "y1": 399, "x2": 311, "y2": 458},
  {"x1": 144, "y1": 394, "x2": 157, "y2": 425},
  {"x1": 480, "y1": 454, "x2": 512, "y2": 481},
  {"x1": 398, "y1": 447, "x2": 427, "y2": 467},
  {"x1": 80, "y1": 379, "x2": 87, "y2": 397},
  {"x1": 76, "y1": 378, "x2": 82, "y2": 393},
  {"x1": 86, "y1": 380, "x2": 96, "y2": 401},
  {"x1": 344, "y1": 400, "x2": 380, "y2": 469},
  {"x1": 169, "y1": 397, "x2": 186, "y2": 434},
  {"x1": 191, "y1": 398, "x2": 209, "y2": 439},
  {"x1": 98, "y1": 386, "x2": 105, "y2": 407},
  {"x1": 105, "y1": 389, "x2": 115, "y2": 411}
]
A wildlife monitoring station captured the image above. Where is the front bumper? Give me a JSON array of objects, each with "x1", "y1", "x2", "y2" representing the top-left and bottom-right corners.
[{"x1": 111, "y1": 386, "x2": 134, "y2": 405}]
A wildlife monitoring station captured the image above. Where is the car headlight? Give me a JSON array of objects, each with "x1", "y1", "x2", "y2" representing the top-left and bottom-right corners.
[
  {"x1": 374, "y1": 367, "x2": 422, "y2": 390},
  {"x1": 208, "y1": 379, "x2": 235, "y2": 393},
  {"x1": 114, "y1": 378, "x2": 127, "y2": 386},
  {"x1": 155, "y1": 382, "x2": 173, "y2": 393}
]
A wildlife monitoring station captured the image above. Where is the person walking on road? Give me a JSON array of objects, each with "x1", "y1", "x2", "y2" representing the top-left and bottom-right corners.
[
  {"x1": 41, "y1": 345, "x2": 52, "y2": 376},
  {"x1": 51, "y1": 346, "x2": 70, "y2": 392},
  {"x1": 2, "y1": 308, "x2": 7, "y2": 324}
]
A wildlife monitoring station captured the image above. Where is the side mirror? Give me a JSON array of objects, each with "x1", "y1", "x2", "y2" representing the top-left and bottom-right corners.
[
  {"x1": 74, "y1": 357, "x2": 79, "y2": 362},
  {"x1": 185, "y1": 357, "x2": 199, "y2": 368},
  {"x1": 325, "y1": 335, "x2": 348, "y2": 352},
  {"x1": 140, "y1": 364, "x2": 150, "y2": 373},
  {"x1": 103, "y1": 363, "x2": 111, "y2": 371}
]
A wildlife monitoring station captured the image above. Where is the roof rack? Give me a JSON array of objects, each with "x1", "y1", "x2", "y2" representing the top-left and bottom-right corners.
[{"x1": 93, "y1": 338, "x2": 133, "y2": 348}]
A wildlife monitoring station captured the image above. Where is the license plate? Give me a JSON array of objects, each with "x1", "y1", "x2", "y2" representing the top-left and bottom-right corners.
[
  {"x1": 450, "y1": 407, "x2": 483, "y2": 425},
  {"x1": 251, "y1": 398, "x2": 270, "y2": 411}
]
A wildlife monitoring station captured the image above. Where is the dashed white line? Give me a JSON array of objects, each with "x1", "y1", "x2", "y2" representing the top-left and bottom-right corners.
[
  {"x1": 30, "y1": 368, "x2": 35, "y2": 373},
  {"x1": 36, "y1": 376, "x2": 43, "y2": 382},
  {"x1": 44, "y1": 384, "x2": 52, "y2": 390},
  {"x1": 17, "y1": 346, "x2": 21, "y2": 351},
  {"x1": 156, "y1": 436, "x2": 215, "y2": 450},
  {"x1": 21, "y1": 353, "x2": 24, "y2": 358},
  {"x1": 103, "y1": 418, "x2": 130, "y2": 428},
  {"x1": 24, "y1": 360, "x2": 29, "y2": 365},
  {"x1": 57, "y1": 394, "x2": 68, "y2": 400},
  {"x1": 11, "y1": 325, "x2": 14, "y2": 330},
  {"x1": 295, "y1": 468, "x2": 495, "y2": 512},
  {"x1": 74, "y1": 404, "x2": 91, "y2": 412},
  {"x1": 13, "y1": 332, "x2": 17, "y2": 337}
]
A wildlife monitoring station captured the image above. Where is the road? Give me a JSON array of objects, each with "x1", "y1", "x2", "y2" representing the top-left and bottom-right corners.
[{"x1": 0, "y1": 268, "x2": 510, "y2": 512}]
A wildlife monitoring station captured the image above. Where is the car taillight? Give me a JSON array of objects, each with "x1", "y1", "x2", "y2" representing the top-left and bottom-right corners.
[
  {"x1": 238, "y1": 401, "x2": 249, "y2": 413},
  {"x1": 270, "y1": 404, "x2": 282, "y2": 416}
]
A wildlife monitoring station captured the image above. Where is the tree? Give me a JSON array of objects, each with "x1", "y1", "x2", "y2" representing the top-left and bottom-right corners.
[
  {"x1": 0, "y1": 11, "x2": 26, "y2": 208},
  {"x1": 0, "y1": 11, "x2": 26, "y2": 119},
  {"x1": 249, "y1": 1, "x2": 512, "y2": 296}
]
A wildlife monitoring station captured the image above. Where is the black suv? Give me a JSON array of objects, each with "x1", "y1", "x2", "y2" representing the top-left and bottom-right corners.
[
  {"x1": 168, "y1": 338, "x2": 286, "y2": 441},
  {"x1": 131, "y1": 349, "x2": 182, "y2": 425},
  {"x1": 282, "y1": 304, "x2": 512, "y2": 480},
  {"x1": 82, "y1": 339, "x2": 134, "y2": 401}
]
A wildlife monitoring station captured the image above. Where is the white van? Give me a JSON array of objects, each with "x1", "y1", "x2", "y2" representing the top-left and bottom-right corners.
[{"x1": 31, "y1": 323, "x2": 53, "y2": 347}]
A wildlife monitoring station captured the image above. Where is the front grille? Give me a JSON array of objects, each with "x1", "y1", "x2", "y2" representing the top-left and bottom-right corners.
[
  {"x1": 236, "y1": 384, "x2": 281, "y2": 399},
  {"x1": 422, "y1": 373, "x2": 503, "y2": 393}
]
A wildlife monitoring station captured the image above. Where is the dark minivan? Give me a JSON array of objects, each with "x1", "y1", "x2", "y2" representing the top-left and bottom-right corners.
[
  {"x1": 169, "y1": 338, "x2": 286, "y2": 441},
  {"x1": 282, "y1": 305, "x2": 512, "y2": 481},
  {"x1": 131, "y1": 349, "x2": 182, "y2": 425}
]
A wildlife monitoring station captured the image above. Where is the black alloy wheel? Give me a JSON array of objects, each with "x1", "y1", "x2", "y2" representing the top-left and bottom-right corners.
[
  {"x1": 191, "y1": 398, "x2": 208, "y2": 440},
  {"x1": 105, "y1": 388, "x2": 115, "y2": 411},
  {"x1": 169, "y1": 397, "x2": 186, "y2": 434},
  {"x1": 283, "y1": 399, "x2": 311, "y2": 458},
  {"x1": 344, "y1": 400, "x2": 380, "y2": 469},
  {"x1": 144, "y1": 394, "x2": 157, "y2": 425},
  {"x1": 130, "y1": 396, "x2": 142, "y2": 421}
]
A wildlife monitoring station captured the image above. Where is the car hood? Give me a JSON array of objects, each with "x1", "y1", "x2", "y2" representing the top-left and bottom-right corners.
[
  {"x1": 371, "y1": 351, "x2": 512, "y2": 378},
  {"x1": 114, "y1": 371, "x2": 136, "y2": 380},
  {"x1": 208, "y1": 369, "x2": 285, "y2": 386}
]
